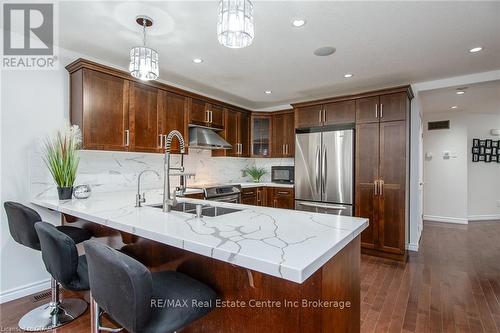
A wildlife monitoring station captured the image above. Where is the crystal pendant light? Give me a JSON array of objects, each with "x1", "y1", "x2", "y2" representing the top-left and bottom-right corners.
[
  {"x1": 129, "y1": 16, "x2": 159, "y2": 81},
  {"x1": 217, "y1": 0, "x2": 254, "y2": 48}
]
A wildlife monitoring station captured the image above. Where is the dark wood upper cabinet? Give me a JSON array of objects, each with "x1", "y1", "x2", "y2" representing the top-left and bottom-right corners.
[
  {"x1": 251, "y1": 115, "x2": 272, "y2": 157},
  {"x1": 355, "y1": 96, "x2": 380, "y2": 124},
  {"x1": 129, "y1": 82, "x2": 161, "y2": 153},
  {"x1": 324, "y1": 100, "x2": 355, "y2": 125},
  {"x1": 67, "y1": 59, "x2": 252, "y2": 155},
  {"x1": 188, "y1": 99, "x2": 224, "y2": 129},
  {"x1": 189, "y1": 98, "x2": 209, "y2": 125},
  {"x1": 295, "y1": 105, "x2": 322, "y2": 128},
  {"x1": 272, "y1": 111, "x2": 295, "y2": 158},
  {"x1": 356, "y1": 92, "x2": 408, "y2": 124},
  {"x1": 379, "y1": 92, "x2": 407, "y2": 122},
  {"x1": 239, "y1": 112, "x2": 250, "y2": 157},
  {"x1": 295, "y1": 100, "x2": 354, "y2": 129},
  {"x1": 213, "y1": 109, "x2": 250, "y2": 157},
  {"x1": 159, "y1": 91, "x2": 188, "y2": 154},
  {"x1": 208, "y1": 104, "x2": 224, "y2": 128},
  {"x1": 78, "y1": 69, "x2": 130, "y2": 151}
]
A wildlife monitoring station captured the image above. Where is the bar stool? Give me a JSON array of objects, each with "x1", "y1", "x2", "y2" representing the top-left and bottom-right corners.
[
  {"x1": 3, "y1": 202, "x2": 92, "y2": 331},
  {"x1": 34, "y1": 222, "x2": 90, "y2": 329},
  {"x1": 84, "y1": 240, "x2": 218, "y2": 333}
]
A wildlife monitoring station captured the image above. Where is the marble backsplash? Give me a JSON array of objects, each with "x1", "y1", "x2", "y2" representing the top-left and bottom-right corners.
[{"x1": 30, "y1": 149, "x2": 294, "y2": 199}]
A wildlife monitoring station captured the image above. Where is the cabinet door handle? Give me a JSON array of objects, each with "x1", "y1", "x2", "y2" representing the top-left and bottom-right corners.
[
  {"x1": 205, "y1": 110, "x2": 210, "y2": 123},
  {"x1": 379, "y1": 180, "x2": 384, "y2": 196},
  {"x1": 375, "y1": 104, "x2": 379, "y2": 119},
  {"x1": 285, "y1": 144, "x2": 288, "y2": 155},
  {"x1": 273, "y1": 199, "x2": 277, "y2": 208},
  {"x1": 158, "y1": 134, "x2": 163, "y2": 148},
  {"x1": 125, "y1": 130, "x2": 130, "y2": 147},
  {"x1": 277, "y1": 191, "x2": 289, "y2": 195},
  {"x1": 374, "y1": 180, "x2": 378, "y2": 196},
  {"x1": 209, "y1": 110, "x2": 213, "y2": 123},
  {"x1": 380, "y1": 104, "x2": 383, "y2": 119},
  {"x1": 319, "y1": 108, "x2": 323, "y2": 124},
  {"x1": 323, "y1": 108, "x2": 326, "y2": 123}
]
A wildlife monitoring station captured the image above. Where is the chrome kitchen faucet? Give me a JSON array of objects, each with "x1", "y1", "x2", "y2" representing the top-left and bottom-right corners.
[{"x1": 163, "y1": 130, "x2": 189, "y2": 213}]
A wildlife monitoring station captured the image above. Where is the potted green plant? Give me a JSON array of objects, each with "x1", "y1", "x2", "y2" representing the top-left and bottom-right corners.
[
  {"x1": 243, "y1": 166, "x2": 267, "y2": 183},
  {"x1": 43, "y1": 125, "x2": 81, "y2": 200}
]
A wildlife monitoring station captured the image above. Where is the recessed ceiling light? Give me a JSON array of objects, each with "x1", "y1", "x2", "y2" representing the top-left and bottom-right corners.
[
  {"x1": 450, "y1": 106, "x2": 458, "y2": 109},
  {"x1": 265, "y1": 90, "x2": 272, "y2": 94},
  {"x1": 469, "y1": 47, "x2": 483, "y2": 53},
  {"x1": 192, "y1": 58, "x2": 203, "y2": 64},
  {"x1": 292, "y1": 19, "x2": 306, "y2": 27},
  {"x1": 344, "y1": 73, "x2": 353, "y2": 78},
  {"x1": 456, "y1": 91, "x2": 465, "y2": 95},
  {"x1": 313, "y1": 46, "x2": 336, "y2": 57}
]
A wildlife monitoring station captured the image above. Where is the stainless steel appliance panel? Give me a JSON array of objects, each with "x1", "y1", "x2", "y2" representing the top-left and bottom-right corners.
[
  {"x1": 322, "y1": 130, "x2": 354, "y2": 204},
  {"x1": 295, "y1": 200, "x2": 353, "y2": 216},
  {"x1": 295, "y1": 132, "x2": 322, "y2": 201}
]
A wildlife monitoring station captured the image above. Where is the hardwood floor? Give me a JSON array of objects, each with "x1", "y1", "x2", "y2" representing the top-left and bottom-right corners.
[
  {"x1": 361, "y1": 221, "x2": 500, "y2": 333},
  {"x1": 1, "y1": 220, "x2": 499, "y2": 332}
]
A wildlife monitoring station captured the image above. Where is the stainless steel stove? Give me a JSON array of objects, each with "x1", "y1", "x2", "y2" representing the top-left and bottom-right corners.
[{"x1": 193, "y1": 184, "x2": 242, "y2": 204}]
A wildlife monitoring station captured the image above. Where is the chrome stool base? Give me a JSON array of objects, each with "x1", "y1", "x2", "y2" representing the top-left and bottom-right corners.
[{"x1": 18, "y1": 279, "x2": 87, "y2": 331}]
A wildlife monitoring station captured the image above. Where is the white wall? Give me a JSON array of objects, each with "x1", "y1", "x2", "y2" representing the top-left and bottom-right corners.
[
  {"x1": 408, "y1": 91, "x2": 424, "y2": 251},
  {"x1": 423, "y1": 111, "x2": 469, "y2": 223},
  {"x1": 422, "y1": 111, "x2": 500, "y2": 224},
  {"x1": 1, "y1": 49, "x2": 79, "y2": 303},
  {"x1": 467, "y1": 113, "x2": 500, "y2": 220}
]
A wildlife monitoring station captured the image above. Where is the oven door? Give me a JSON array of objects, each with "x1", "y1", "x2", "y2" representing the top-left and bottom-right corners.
[{"x1": 210, "y1": 194, "x2": 241, "y2": 204}]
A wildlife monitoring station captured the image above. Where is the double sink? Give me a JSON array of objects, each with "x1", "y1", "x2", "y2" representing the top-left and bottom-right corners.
[{"x1": 150, "y1": 202, "x2": 241, "y2": 217}]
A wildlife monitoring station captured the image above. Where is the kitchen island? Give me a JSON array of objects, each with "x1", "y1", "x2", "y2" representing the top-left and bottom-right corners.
[{"x1": 33, "y1": 189, "x2": 368, "y2": 332}]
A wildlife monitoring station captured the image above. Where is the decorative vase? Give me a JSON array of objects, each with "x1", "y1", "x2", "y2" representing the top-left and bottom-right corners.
[
  {"x1": 57, "y1": 186, "x2": 73, "y2": 200},
  {"x1": 253, "y1": 179, "x2": 260, "y2": 183},
  {"x1": 73, "y1": 185, "x2": 91, "y2": 199}
]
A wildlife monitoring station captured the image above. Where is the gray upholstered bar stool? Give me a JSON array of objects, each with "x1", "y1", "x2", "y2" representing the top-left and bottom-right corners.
[
  {"x1": 3, "y1": 202, "x2": 91, "y2": 331},
  {"x1": 84, "y1": 240, "x2": 218, "y2": 333},
  {"x1": 34, "y1": 222, "x2": 90, "y2": 330}
]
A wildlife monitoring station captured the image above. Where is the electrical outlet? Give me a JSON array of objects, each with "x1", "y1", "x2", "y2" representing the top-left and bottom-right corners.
[{"x1": 497, "y1": 200, "x2": 500, "y2": 208}]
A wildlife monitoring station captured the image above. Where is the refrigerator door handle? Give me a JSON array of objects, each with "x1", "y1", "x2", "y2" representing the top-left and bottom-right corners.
[
  {"x1": 297, "y1": 202, "x2": 348, "y2": 210},
  {"x1": 315, "y1": 146, "x2": 321, "y2": 193},
  {"x1": 322, "y1": 145, "x2": 327, "y2": 198}
]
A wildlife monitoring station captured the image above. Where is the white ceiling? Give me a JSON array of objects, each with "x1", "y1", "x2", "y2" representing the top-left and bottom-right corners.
[
  {"x1": 420, "y1": 79, "x2": 500, "y2": 115},
  {"x1": 59, "y1": 1, "x2": 500, "y2": 110}
]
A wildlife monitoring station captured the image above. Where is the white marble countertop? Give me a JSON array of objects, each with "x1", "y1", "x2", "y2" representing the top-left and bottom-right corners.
[{"x1": 32, "y1": 190, "x2": 367, "y2": 284}]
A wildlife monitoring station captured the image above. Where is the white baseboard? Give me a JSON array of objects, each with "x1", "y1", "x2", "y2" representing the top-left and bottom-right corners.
[
  {"x1": 406, "y1": 242, "x2": 419, "y2": 252},
  {"x1": 0, "y1": 278, "x2": 51, "y2": 304},
  {"x1": 423, "y1": 215, "x2": 468, "y2": 224},
  {"x1": 468, "y1": 214, "x2": 500, "y2": 221}
]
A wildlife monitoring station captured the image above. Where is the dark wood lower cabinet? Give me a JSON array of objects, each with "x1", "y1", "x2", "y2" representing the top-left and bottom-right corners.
[
  {"x1": 241, "y1": 188, "x2": 258, "y2": 205},
  {"x1": 241, "y1": 187, "x2": 294, "y2": 210},
  {"x1": 270, "y1": 188, "x2": 294, "y2": 210}
]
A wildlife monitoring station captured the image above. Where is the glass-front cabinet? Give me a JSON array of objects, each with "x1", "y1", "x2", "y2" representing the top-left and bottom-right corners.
[{"x1": 251, "y1": 115, "x2": 272, "y2": 157}]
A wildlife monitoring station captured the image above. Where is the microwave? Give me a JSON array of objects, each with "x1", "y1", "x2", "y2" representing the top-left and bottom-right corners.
[{"x1": 271, "y1": 166, "x2": 294, "y2": 184}]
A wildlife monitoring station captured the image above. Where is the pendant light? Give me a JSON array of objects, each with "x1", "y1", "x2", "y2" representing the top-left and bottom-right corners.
[
  {"x1": 129, "y1": 16, "x2": 159, "y2": 81},
  {"x1": 217, "y1": 0, "x2": 254, "y2": 48}
]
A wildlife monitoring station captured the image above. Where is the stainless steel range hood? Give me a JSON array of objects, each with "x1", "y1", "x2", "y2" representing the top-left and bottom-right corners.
[{"x1": 189, "y1": 126, "x2": 232, "y2": 150}]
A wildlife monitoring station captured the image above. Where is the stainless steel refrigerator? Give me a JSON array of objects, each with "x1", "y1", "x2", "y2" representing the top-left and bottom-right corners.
[{"x1": 294, "y1": 127, "x2": 354, "y2": 216}]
